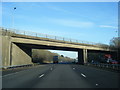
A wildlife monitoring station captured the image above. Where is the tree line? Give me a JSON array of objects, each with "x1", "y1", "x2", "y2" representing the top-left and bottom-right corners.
[{"x1": 32, "y1": 49, "x2": 74, "y2": 63}]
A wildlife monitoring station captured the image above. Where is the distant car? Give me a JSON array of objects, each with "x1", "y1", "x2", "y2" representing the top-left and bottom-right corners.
[{"x1": 107, "y1": 59, "x2": 118, "y2": 64}]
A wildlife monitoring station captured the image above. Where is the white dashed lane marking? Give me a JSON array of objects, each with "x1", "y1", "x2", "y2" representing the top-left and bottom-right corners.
[
  {"x1": 50, "y1": 68, "x2": 53, "y2": 70},
  {"x1": 96, "y1": 84, "x2": 98, "y2": 86},
  {"x1": 81, "y1": 73, "x2": 86, "y2": 78},
  {"x1": 39, "y1": 74, "x2": 44, "y2": 78},
  {"x1": 73, "y1": 68, "x2": 75, "y2": 70}
]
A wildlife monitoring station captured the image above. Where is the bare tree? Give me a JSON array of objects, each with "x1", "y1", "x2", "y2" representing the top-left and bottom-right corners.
[{"x1": 110, "y1": 37, "x2": 120, "y2": 49}]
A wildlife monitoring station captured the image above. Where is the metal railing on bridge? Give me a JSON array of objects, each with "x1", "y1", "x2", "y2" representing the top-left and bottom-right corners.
[{"x1": 0, "y1": 27, "x2": 110, "y2": 48}]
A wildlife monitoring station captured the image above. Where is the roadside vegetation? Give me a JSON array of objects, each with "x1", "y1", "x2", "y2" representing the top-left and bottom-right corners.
[
  {"x1": 32, "y1": 49, "x2": 74, "y2": 64},
  {"x1": 109, "y1": 37, "x2": 120, "y2": 50}
]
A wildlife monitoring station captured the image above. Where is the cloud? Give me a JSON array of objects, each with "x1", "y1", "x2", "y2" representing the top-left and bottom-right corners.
[
  {"x1": 99, "y1": 25, "x2": 118, "y2": 29},
  {"x1": 48, "y1": 18, "x2": 95, "y2": 28}
]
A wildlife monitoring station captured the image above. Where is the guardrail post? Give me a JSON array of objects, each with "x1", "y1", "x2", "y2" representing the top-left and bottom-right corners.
[
  {"x1": 106, "y1": 65, "x2": 108, "y2": 68},
  {"x1": 112, "y1": 65, "x2": 115, "y2": 69}
]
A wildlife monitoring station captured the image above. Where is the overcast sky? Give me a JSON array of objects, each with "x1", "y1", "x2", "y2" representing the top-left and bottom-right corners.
[{"x1": 1, "y1": 2, "x2": 118, "y2": 58}]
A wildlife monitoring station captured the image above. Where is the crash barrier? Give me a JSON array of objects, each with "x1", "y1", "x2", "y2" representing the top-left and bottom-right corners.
[
  {"x1": 85, "y1": 63, "x2": 120, "y2": 71},
  {"x1": 2, "y1": 64, "x2": 33, "y2": 70}
]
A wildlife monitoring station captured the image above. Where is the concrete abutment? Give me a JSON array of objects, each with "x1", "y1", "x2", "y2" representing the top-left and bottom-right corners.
[
  {"x1": 11, "y1": 43, "x2": 33, "y2": 66},
  {"x1": 2, "y1": 35, "x2": 33, "y2": 66},
  {"x1": 2, "y1": 36, "x2": 11, "y2": 66}
]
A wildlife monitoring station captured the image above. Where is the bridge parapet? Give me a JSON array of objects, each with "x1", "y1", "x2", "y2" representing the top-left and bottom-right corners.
[{"x1": 0, "y1": 27, "x2": 111, "y2": 50}]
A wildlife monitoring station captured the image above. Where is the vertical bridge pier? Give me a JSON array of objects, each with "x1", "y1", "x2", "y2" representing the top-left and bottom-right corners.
[
  {"x1": 78, "y1": 49, "x2": 117, "y2": 64},
  {"x1": 78, "y1": 49, "x2": 88, "y2": 64}
]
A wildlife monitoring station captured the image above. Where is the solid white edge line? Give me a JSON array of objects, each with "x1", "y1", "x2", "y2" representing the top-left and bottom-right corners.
[
  {"x1": 81, "y1": 73, "x2": 86, "y2": 78},
  {"x1": 2, "y1": 65, "x2": 47, "y2": 78},
  {"x1": 2, "y1": 70, "x2": 28, "y2": 78}
]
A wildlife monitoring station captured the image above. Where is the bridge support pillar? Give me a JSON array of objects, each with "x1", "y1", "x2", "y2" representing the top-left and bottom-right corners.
[{"x1": 78, "y1": 49, "x2": 87, "y2": 65}]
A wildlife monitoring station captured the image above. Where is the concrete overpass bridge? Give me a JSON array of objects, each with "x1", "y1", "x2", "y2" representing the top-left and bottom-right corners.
[{"x1": 1, "y1": 27, "x2": 117, "y2": 66}]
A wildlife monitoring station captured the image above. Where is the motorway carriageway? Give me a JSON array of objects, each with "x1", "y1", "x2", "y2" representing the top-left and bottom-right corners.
[{"x1": 1, "y1": 64, "x2": 120, "y2": 88}]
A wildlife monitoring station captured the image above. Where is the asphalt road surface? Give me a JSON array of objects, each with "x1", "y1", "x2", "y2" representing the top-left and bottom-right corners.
[{"x1": 2, "y1": 64, "x2": 120, "y2": 88}]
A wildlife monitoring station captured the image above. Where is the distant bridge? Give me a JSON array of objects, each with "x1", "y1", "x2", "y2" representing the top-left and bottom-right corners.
[{"x1": 0, "y1": 27, "x2": 117, "y2": 66}]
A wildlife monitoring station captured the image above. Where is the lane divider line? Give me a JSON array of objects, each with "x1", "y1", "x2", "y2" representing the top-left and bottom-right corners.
[
  {"x1": 73, "y1": 68, "x2": 75, "y2": 70},
  {"x1": 96, "y1": 84, "x2": 98, "y2": 86},
  {"x1": 2, "y1": 65, "x2": 49, "y2": 78},
  {"x1": 39, "y1": 74, "x2": 44, "y2": 78},
  {"x1": 81, "y1": 73, "x2": 86, "y2": 78}
]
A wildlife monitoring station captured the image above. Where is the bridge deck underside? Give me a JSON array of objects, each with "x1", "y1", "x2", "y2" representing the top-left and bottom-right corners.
[{"x1": 11, "y1": 37, "x2": 113, "y2": 52}]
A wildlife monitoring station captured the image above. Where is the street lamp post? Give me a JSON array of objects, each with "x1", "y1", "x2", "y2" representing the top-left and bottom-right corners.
[{"x1": 12, "y1": 7, "x2": 16, "y2": 29}]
